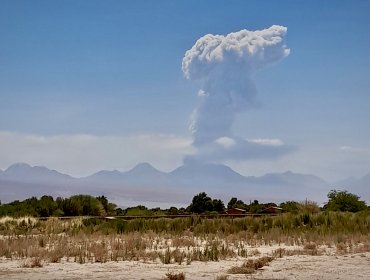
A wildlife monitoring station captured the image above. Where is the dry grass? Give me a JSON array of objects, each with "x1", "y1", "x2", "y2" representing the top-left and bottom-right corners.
[
  {"x1": 0, "y1": 213, "x2": 369, "y2": 267},
  {"x1": 164, "y1": 272, "x2": 185, "y2": 280},
  {"x1": 303, "y1": 242, "x2": 319, "y2": 255},
  {"x1": 227, "y1": 265, "x2": 256, "y2": 274},
  {"x1": 0, "y1": 232, "x2": 251, "y2": 265},
  {"x1": 228, "y1": 256, "x2": 274, "y2": 274},
  {"x1": 0, "y1": 230, "x2": 369, "y2": 266},
  {"x1": 272, "y1": 247, "x2": 304, "y2": 258},
  {"x1": 215, "y1": 275, "x2": 228, "y2": 280},
  {"x1": 21, "y1": 257, "x2": 43, "y2": 268}
]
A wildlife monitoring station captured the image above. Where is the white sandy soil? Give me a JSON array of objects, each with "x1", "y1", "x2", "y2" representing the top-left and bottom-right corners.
[{"x1": 0, "y1": 251, "x2": 369, "y2": 279}]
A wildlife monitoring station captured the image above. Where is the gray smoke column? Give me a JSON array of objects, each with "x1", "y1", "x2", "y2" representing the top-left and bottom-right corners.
[
  {"x1": 182, "y1": 25, "x2": 291, "y2": 162},
  {"x1": 183, "y1": 25, "x2": 289, "y2": 146}
]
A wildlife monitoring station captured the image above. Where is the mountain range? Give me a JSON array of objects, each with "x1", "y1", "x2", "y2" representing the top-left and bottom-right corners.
[{"x1": 0, "y1": 162, "x2": 369, "y2": 207}]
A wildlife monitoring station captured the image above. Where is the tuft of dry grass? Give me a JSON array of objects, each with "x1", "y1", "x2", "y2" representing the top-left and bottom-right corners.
[
  {"x1": 227, "y1": 266, "x2": 255, "y2": 274},
  {"x1": 164, "y1": 272, "x2": 185, "y2": 280},
  {"x1": 273, "y1": 247, "x2": 304, "y2": 258},
  {"x1": 336, "y1": 242, "x2": 348, "y2": 254},
  {"x1": 21, "y1": 257, "x2": 43, "y2": 268},
  {"x1": 215, "y1": 275, "x2": 228, "y2": 280},
  {"x1": 303, "y1": 242, "x2": 319, "y2": 255},
  {"x1": 228, "y1": 256, "x2": 274, "y2": 274},
  {"x1": 353, "y1": 244, "x2": 370, "y2": 254},
  {"x1": 273, "y1": 247, "x2": 287, "y2": 258}
]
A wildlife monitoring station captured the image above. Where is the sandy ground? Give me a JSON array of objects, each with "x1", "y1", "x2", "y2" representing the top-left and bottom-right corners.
[{"x1": 0, "y1": 251, "x2": 369, "y2": 279}]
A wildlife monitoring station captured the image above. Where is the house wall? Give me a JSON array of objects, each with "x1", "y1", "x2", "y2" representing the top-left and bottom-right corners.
[{"x1": 227, "y1": 208, "x2": 245, "y2": 215}]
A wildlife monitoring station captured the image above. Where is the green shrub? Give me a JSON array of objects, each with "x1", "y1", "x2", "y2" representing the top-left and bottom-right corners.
[{"x1": 324, "y1": 190, "x2": 367, "y2": 212}]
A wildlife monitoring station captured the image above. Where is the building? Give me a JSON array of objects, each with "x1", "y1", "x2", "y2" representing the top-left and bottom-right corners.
[
  {"x1": 226, "y1": 208, "x2": 247, "y2": 215},
  {"x1": 261, "y1": 206, "x2": 283, "y2": 214}
]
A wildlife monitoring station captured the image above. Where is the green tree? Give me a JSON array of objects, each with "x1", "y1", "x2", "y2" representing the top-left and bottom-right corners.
[
  {"x1": 249, "y1": 200, "x2": 263, "y2": 213},
  {"x1": 125, "y1": 205, "x2": 151, "y2": 216},
  {"x1": 97, "y1": 196, "x2": 108, "y2": 212},
  {"x1": 187, "y1": 192, "x2": 213, "y2": 214},
  {"x1": 63, "y1": 195, "x2": 105, "y2": 216},
  {"x1": 212, "y1": 199, "x2": 225, "y2": 213},
  {"x1": 96, "y1": 195, "x2": 116, "y2": 215},
  {"x1": 115, "y1": 207, "x2": 125, "y2": 215},
  {"x1": 323, "y1": 190, "x2": 367, "y2": 212},
  {"x1": 167, "y1": 207, "x2": 179, "y2": 215},
  {"x1": 38, "y1": 195, "x2": 56, "y2": 217},
  {"x1": 227, "y1": 197, "x2": 247, "y2": 210},
  {"x1": 279, "y1": 201, "x2": 299, "y2": 214}
]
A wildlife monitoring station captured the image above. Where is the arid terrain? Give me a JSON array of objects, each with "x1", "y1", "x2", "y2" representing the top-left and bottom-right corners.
[
  {"x1": 0, "y1": 210, "x2": 369, "y2": 280},
  {"x1": 0, "y1": 246, "x2": 369, "y2": 279}
]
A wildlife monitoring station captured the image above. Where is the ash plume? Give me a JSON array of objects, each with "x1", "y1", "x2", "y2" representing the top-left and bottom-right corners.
[{"x1": 182, "y1": 25, "x2": 292, "y2": 162}]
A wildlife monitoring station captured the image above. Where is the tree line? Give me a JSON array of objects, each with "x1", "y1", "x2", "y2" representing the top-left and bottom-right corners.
[
  {"x1": 0, "y1": 195, "x2": 116, "y2": 217},
  {"x1": 0, "y1": 190, "x2": 368, "y2": 217}
]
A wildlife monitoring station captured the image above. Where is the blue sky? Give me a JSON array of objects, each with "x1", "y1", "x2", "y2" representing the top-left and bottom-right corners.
[{"x1": 0, "y1": 0, "x2": 369, "y2": 180}]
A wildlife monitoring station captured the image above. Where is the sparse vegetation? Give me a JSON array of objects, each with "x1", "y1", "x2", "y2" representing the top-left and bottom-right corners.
[
  {"x1": 164, "y1": 272, "x2": 185, "y2": 280},
  {"x1": 215, "y1": 274, "x2": 228, "y2": 280},
  {"x1": 0, "y1": 210, "x2": 368, "y2": 267},
  {"x1": 228, "y1": 256, "x2": 274, "y2": 274},
  {"x1": 0, "y1": 190, "x2": 368, "y2": 272},
  {"x1": 21, "y1": 257, "x2": 43, "y2": 268}
]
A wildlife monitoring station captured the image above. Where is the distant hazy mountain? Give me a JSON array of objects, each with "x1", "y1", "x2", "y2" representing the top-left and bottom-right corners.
[
  {"x1": 333, "y1": 176, "x2": 357, "y2": 189},
  {"x1": 125, "y1": 162, "x2": 166, "y2": 177},
  {"x1": 170, "y1": 162, "x2": 246, "y2": 187},
  {"x1": 332, "y1": 173, "x2": 370, "y2": 197},
  {"x1": 0, "y1": 163, "x2": 76, "y2": 202},
  {"x1": 346, "y1": 173, "x2": 370, "y2": 200},
  {"x1": 0, "y1": 162, "x2": 367, "y2": 206},
  {"x1": 258, "y1": 171, "x2": 327, "y2": 186},
  {"x1": 83, "y1": 169, "x2": 125, "y2": 183},
  {"x1": 0, "y1": 163, "x2": 73, "y2": 184},
  {"x1": 82, "y1": 163, "x2": 169, "y2": 186},
  {"x1": 121, "y1": 163, "x2": 169, "y2": 185},
  {"x1": 249, "y1": 171, "x2": 329, "y2": 202},
  {"x1": 166, "y1": 163, "x2": 330, "y2": 201}
]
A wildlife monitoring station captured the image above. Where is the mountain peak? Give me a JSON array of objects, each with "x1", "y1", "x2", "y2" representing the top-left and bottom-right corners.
[
  {"x1": 131, "y1": 162, "x2": 156, "y2": 170},
  {"x1": 174, "y1": 161, "x2": 241, "y2": 173},
  {"x1": 170, "y1": 162, "x2": 245, "y2": 183},
  {"x1": 84, "y1": 169, "x2": 124, "y2": 182},
  {"x1": 127, "y1": 162, "x2": 164, "y2": 175},
  {"x1": 94, "y1": 169, "x2": 122, "y2": 175},
  {"x1": 2, "y1": 162, "x2": 72, "y2": 182},
  {"x1": 6, "y1": 162, "x2": 32, "y2": 172}
]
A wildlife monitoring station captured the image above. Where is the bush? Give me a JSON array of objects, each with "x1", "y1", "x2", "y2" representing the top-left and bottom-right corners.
[
  {"x1": 228, "y1": 256, "x2": 274, "y2": 274},
  {"x1": 187, "y1": 192, "x2": 225, "y2": 214},
  {"x1": 165, "y1": 272, "x2": 185, "y2": 280},
  {"x1": 324, "y1": 190, "x2": 367, "y2": 212}
]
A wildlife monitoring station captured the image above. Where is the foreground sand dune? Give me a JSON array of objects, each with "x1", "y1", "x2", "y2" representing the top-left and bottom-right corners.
[{"x1": 1, "y1": 251, "x2": 369, "y2": 279}]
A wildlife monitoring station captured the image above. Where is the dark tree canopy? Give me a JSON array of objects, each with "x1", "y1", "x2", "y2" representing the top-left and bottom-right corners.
[
  {"x1": 2, "y1": 189, "x2": 367, "y2": 218},
  {"x1": 227, "y1": 197, "x2": 247, "y2": 210},
  {"x1": 0, "y1": 195, "x2": 107, "y2": 217},
  {"x1": 212, "y1": 199, "x2": 225, "y2": 213},
  {"x1": 187, "y1": 192, "x2": 225, "y2": 214}
]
